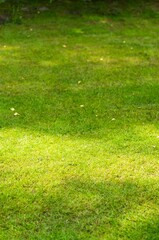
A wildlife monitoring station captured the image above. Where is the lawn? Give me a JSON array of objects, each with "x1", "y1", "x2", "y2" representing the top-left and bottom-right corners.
[{"x1": 1, "y1": 3, "x2": 159, "y2": 240}]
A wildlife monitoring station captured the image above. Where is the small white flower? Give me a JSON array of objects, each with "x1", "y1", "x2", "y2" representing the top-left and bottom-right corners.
[
  {"x1": 100, "y1": 58, "x2": 104, "y2": 61},
  {"x1": 80, "y1": 105, "x2": 84, "y2": 108},
  {"x1": 63, "y1": 45, "x2": 67, "y2": 48},
  {"x1": 10, "y1": 108, "x2": 15, "y2": 111},
  {"x1": 112, "y1": 118, "x2": 115, "y2": 121}
]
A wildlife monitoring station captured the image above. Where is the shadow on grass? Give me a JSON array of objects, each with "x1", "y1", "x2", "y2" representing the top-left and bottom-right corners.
[
  {"x1": 1, "y1": 178, "x2": 159, "y2": 239},
  {"x1": 1, "y1": 52, "x2": 159, "y2": 136}
]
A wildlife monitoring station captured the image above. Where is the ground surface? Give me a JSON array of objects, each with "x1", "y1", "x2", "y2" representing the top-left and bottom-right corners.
[{"x1": 1, "y1": 5, "x2": 159, "y2": 240}]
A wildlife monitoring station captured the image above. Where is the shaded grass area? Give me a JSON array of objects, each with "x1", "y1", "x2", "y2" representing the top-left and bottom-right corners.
[{"x1": 1, "y1": 6, "x2": 159, "y2": 240}]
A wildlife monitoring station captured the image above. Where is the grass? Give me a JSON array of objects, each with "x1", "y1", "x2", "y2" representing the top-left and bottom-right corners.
[{"x1": 1, "y1": 3, "x2": 159, "y2": 239}]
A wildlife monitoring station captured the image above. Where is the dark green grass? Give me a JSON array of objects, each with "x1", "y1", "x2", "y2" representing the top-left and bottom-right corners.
[{"x1": 1, "y1": 5, "x2": 159, "y2": 240}]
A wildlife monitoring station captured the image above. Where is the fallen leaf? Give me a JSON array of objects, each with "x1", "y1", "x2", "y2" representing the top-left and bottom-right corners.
[{"x1": 14, "y1": 112, "x2": 20, "y2": 116}]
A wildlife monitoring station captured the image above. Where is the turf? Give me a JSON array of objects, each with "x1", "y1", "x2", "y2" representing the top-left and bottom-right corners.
[{"x1": 1, "y1": 4, "x2": 159, "y2": 240}]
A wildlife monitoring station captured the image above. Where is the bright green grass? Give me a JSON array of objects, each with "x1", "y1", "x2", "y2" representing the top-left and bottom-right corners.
[{"x1": 1, "y1": 7, "x2": 159, "y2": 240}]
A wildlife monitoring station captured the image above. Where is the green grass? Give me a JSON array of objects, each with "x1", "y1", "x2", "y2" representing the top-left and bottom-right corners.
[{"x1": 1, "y1": 4, "x2": 159, "y2": 240}]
